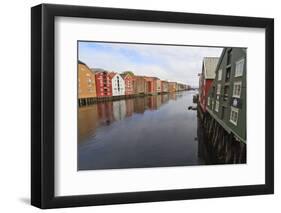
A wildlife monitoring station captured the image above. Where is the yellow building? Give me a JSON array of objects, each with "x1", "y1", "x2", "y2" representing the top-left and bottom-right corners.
[
  {"x1": 168, "y1": 82, "x2": 177, "y2": 92},
  {"x1": 78, "y1": 61, "x2": 97, "y2": 106}
]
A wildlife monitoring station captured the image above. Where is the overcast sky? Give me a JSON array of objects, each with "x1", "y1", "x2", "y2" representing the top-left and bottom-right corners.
[{"x1": 78, "y1": 42, "x2": 223, "y2": 87}]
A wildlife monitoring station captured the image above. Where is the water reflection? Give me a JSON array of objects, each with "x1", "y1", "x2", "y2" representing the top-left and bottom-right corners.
[
  {"x1": 78, "y1": 93, "x2": 179, "y2": 142},
  {"x1": 78, "y1": 91, "x2": 213, "y2": 170}
]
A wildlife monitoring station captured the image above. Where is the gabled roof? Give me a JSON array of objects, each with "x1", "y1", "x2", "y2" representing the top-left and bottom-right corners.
[
  {"x1": 91, "y1": 68, "x2": 108, "y2": 74},
  {"x1": 203, "y1": 57, "x2": 219, "y2": 79},
  {"x1": 108, "y1": 72, "x2": 117, "y2": 78},
  {"x1": 78, "y1": 60, "x2": 86, "y2": 66},
  {"x1": 120, "y1": 73, "x2": 130, "y2": 79}
]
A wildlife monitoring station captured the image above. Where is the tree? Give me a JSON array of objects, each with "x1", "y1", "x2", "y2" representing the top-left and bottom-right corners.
[{"x1": 121, "y1": 71, "x2": 135, "y2": 76}]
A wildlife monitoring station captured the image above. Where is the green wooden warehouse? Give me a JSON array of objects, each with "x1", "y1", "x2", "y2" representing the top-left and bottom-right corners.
[{"x1": 207, "y1": 47, "x2": 246, "y2": 144}]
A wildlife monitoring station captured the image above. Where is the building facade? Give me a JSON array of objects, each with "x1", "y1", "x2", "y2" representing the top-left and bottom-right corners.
[
  {"x1": 161, "y1": 81, "x2": 169, "y2": 93},
  {"x1": 156, "y1": 79, "x2": 162, "y2": 93},
  {"x1": 168, "y1": 82, "x2": 177, "y2": 93},
  {"x1": 198, "y1": 57, "x2": 219, "y2": 112},
  {"x1": 176, "y1": 83, "x2": 187, "y2": 91},
  {"x1": 121, "y1": 73, "x2": 134, "y2": 95},
  {"x1": 78, "y1": 61, "x2": 97, "y2": 105},
  {"x1": 95, "y1": 71, "x2": 112, "y2": 97},
  {"x1": 144, "y1": 77, "x2": 157, "y2": 94},
  {"x1": 207, "y1": 48, "x2": 246, "y2": 143},
  {"x1": 133, "y1": 76, "x2": 146, "y2": 95},
  {"x1": 110, "y1": 72, "x2": 125, "y2": 96}
]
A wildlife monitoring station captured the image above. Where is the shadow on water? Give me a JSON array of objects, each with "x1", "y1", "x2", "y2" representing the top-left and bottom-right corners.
[
  {"x1": 197, "y1": 116, "x2": 220, "y2": 165},
  {"x1": 78, "y1": 91, "x2": 215, "y2": 170}
]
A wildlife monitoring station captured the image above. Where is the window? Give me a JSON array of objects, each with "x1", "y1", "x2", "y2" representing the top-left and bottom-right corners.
[
  {"x1": 227, "y1": 49, "x2": 232, "y2": 65},
  {"x1": 221, "y1": 106, "x2": 225, "y2": 119},
  {"x1": 212, "y1": 86, "x2": 215, "y2": 98},
  {"x1": 225, "y1": 67, "x2": 231, "y2": 82},
  {"x1": 233, "y1": 81, "x2": 242, "y2": 98},
  {"x1": 218, "y1": 69, "x2": 222, "y2": 81},
  {"x1": 215, "y1": 100, "x2": 219, "y2": 112},
  {"x1": 207, "y1": 97, "x2": 210, "y2": 106},
  {"x1": 230, "y1": 107, "x2": 239, "y2": 125},
  {"x1": 216, "y1": 84, "x2": 221, "y2": 95},
  {"x1": 223, "y1": 86, "x2": 229, "y2": 101},
  {"x1": 235, "y1": 58, "x2": 245, "y2": 77}
]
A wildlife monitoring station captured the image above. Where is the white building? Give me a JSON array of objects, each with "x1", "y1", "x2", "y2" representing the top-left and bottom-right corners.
[{"x1": 110, "y1": 73, "x2": 125, "y2": 96}]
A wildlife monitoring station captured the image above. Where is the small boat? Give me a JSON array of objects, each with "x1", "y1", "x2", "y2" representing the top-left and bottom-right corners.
[{"x1": 188, "y1": 106, "x2": 197, "y2": 110}]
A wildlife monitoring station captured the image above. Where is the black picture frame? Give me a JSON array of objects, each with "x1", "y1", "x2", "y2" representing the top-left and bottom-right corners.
[{"x1": 31, "y1": 3, "x2": 274, "y2": 209}]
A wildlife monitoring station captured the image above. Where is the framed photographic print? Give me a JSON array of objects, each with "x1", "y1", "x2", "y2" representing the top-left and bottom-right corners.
[{"x1": 31, "y1": 3, "x2": 274, "y2": 209}]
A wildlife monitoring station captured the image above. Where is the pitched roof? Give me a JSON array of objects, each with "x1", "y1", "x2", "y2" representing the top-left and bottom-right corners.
[
  {"x1": 120, "y1": 73, "x2": 129, "y2": 79},
  {"x1": 78, "y1": 60, "x2": 86, "y2": 66},
  {"x1": 91, "y1": 68, "x2": 108, "y2": 73},
  {"x1": 108, "y1": 72, "x2": 117, "y2": 78},
  {"x1": 203, "y1": 57, "x2": 219, "y2": 79}
]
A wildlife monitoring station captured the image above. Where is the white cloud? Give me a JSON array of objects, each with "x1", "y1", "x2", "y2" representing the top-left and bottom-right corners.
[{"x1": 79, "y1": 42, "x2": 223, "y2": 86}]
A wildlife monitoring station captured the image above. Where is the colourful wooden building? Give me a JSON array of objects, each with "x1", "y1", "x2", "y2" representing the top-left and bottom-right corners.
[
  {"x1": 144, "y1": 77, "x2": 157, "y2": 94},
  {"x1": 168, "y1": 82, "x2": 177, "y2": 92},
  {"x1": 133, "y1": 76, "x2": 146, "y2": 95},
  {"x1": 156, "y1": 79, "x2": 162, "y2": 93},
  {"x1": 161, "y1": 80, "x2": 169, "y2": 93},
  {"x1": 121, "y1": 73, "x2": 134, "y2": 95},
  {"x1": 78, "y1": 61, "x2": 97, "y2": 106},
  {"x1": 207, "y1": 48, "x2": 246, "y2": 143},
  {"x1": 110, "y1": 72, "x2": 125, "y2": 96},
  {"x1": 95, "y1": 71, "x2": 112, "y2": 97},
  {"x1": 198, "y1": 57, "x2": 219, "y2": 112}
]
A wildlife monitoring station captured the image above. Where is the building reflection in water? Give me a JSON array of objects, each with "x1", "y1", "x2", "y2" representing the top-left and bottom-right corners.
[
  {"x1": 168, "y1": 92, "x2": 177, "y2": 101},
  {"x1": 78, "y1": 105, "x2": 98, "y2": 143},
  {"x1": 113, "y1": 100, "x2": 126, "y2": 121},
  {"x1": 133, "y1": 97, "x2": 145, "y2": 114},
  {"x1": 97, "y1": 102, "x2": 115, "y2": 126},
  {"x1": 125, "y1": 99, "x2": 134, "y2": 117},
  {"x1": 78, "y1": 93, "x2": 181, "y2": 143}
]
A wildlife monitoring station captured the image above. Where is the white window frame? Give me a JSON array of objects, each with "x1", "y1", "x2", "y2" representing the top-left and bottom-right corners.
[
  {"x1": 232, "y1": 81, "x2": 242, "y2": 98},
  {"x1": 235, "y1": 58, "x2": 245, "y2": 77},
  {"x1": 218, "y1": 69, "x2": 222, "y2": 81},
  {"x1": 216, "y1": 84, "x2": 221, "y2": 95},
  {"x1": 215, "y1": 100, "x2": 219, "y2": 112},
  {"x1": 229, "y1": 106, "x2": 239, "y2": 125}
]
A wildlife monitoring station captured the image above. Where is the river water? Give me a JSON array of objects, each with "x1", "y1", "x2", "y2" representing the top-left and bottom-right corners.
[{"x1": 78, "y1": 90, "x2": 212, "y2": 170}]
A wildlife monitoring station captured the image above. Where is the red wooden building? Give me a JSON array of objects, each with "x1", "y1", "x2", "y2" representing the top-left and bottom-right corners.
[
  {"x1": 133, "y1": 76, "x2": 146, "y2": 95},
  {"x1": 143, "y1": 77, "x2": 157, "y2": 94},
  {"x1": 121, "y1": 73, "x2": 134, "y2": 95},
  {"x1": 199, "y1": 57, "x2": 219, "y2": 112},
  {"x1": 95, "y1": 71, "x2": 112, "y2": 97}
]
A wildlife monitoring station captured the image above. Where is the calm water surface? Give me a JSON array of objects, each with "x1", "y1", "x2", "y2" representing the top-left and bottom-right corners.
[{"x1": 78, "y1": 91, "x2": 210, "y2": 170}]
